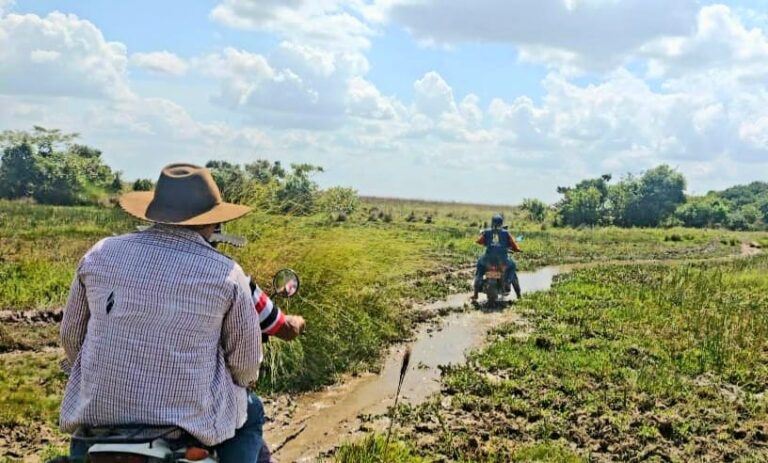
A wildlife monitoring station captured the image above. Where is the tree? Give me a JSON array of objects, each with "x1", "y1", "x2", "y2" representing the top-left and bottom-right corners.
[
  {"x1": 558, "y1": 186, "x2": 606, "y2": 227},
  {"x1": 674, "y1": 195, "x2": 729, "y2": 228},
  {"x1": 556, "y1": 175, "x2": 612, "y2": 226},
  {"x1": 0, "y1": 127, "x2": 119, "y2": 205},
  {"x1": 608, "y1": 175, "x2": 641, "y2": 227},
  {"x1": 0, "y1": 126, "x2": 78, "y2": 155},
  {"x1": 275, "y1": 163, "x2": 324, "y2": 214},
  {"x1": 205, "y1": 160, "x2": 252, "y2": 203},
  {"x1": 718, "y1": 182, "x2": 768, "y2": 208},
  {"x1": 244, "y1": 160, "x2": 286, "y2": 184},
  {"x1": 632, "y1": 165, "x2": 686, "y2": 227},
  {"x1": 521, "y1": 198, "x2": 547, "y2": 222},
  {"x1": 132, "y1": 178, "x2": 154, "y2": 191},
  {"x1": 0, "y1": 142, "x2": 37, "y2": 199}
]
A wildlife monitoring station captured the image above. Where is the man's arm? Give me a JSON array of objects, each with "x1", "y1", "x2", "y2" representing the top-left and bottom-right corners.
[
  {"x1": 221, "y1": 267, "x2": 263, "y2": 387},
  {"x1": 476, "y1": 233, "x2": 486, "y2": 245},
  {"x1": 60, "y1": 265, "x2": 90, "y2": 368},
  {"x1": 251, "y1": 281, "x2": 305, "y2": 341},
  {"x1": 509, "y1": 236, "x2": 522, "y2": 252}
]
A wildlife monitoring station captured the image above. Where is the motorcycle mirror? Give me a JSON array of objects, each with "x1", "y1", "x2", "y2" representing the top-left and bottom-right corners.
[
  {"x1": 516, "y1": 235, "x2": 525, "y2": 242},
  {"x1": 272, "y1": 268, "x2": 300, "y2": 298},
  {"x1": 210, "y1": 223, "x2": 247, "y2": 247}
]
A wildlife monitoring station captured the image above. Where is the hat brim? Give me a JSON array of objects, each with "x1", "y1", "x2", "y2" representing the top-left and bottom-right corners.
[{"x1": 119, "y1": 191, "x2": 252, "y2": 225}]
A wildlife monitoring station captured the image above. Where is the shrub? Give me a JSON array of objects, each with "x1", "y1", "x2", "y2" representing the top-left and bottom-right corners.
[
  {"x1": 318, "y1": 187, "x2": 360, "y2": 217},
  {"x1": 132, "y1": 178, "x2": 153, "y2": 191},
  {"x1": 521, "y1": 198, "x2": 547, "y2": 222}
]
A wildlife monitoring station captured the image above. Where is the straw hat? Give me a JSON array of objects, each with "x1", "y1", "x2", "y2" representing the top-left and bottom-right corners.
[{"x1": 119, "y1": 163, "x2": 251, "y2": 225}]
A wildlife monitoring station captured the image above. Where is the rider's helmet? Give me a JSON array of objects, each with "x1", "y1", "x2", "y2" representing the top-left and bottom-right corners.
[{"x1": 491, "y1": 214, "x2": 503, "y2": 229}]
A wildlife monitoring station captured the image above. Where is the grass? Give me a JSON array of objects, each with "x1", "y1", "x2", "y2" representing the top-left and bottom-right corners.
[
  {"x1": 375, "y1": 256, "x2": 768, "y2": 461},
  {"x1": 0, "y1": 198, "x2": 763, "y2": 460}
]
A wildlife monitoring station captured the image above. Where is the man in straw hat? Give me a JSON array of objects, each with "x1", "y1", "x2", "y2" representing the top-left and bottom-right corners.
[{"x1": 59, "y1": 163, "x2": 302, "y2": 462}]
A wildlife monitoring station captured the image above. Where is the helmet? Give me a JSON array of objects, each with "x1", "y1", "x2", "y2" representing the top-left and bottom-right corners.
[{"x1": 491, "y1": 214, "x2": 503, "y2": 228}]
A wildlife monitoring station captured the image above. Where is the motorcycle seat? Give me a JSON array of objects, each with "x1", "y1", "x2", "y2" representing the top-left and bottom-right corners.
[{"x1": 73, "y1": 425, "x2": 203, "y2": 450}]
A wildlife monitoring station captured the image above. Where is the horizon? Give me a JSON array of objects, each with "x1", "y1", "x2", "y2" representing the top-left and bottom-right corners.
[{"x1": 1, "y1": 0, "x2": 767, "y2": 203}]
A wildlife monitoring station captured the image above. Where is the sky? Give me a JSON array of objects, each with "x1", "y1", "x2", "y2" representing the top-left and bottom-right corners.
[{"x1": 1, "y1": 0, "x2": 767, "y2": 203}]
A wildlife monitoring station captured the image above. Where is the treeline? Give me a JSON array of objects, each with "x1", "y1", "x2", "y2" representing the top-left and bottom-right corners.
[
  {"x1": 0, "y1": 127, "x2": 122, "y2": 205},
  {"x1": 521, "y1": 165, "x2": 767, "y2": 230},
  {"x1": 0, "y1": 127, "x2": 359, "y2": 219}
]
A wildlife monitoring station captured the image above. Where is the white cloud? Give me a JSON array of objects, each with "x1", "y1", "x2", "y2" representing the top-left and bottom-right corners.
[
  {"x1": 0, "y1": 12, "x2": 131, "y2": 99},
  {"x1": 346, "y1": 76, "x2": 400, "y2": 119},
  {"x1": 210, "y1": 0, "x2": 373, "y2": 51},
  {"x1": 376, "y1": 0, "x2": 699, "y2": 70},
  {"x1": 642, "y1": 5, "x2": 768, "y2": 81},
  {"x1": 413, "y1": 71, "x2": 457, "y2": 117},
  {"x1": 199, "y1": 42, "x2": 377, "y2": 129},
  {"x1": 483, "y1": 67, "x2": 768, "y2": 174},
  {"x1": 0, "y1": 0, "x2": 14, "y2": 16},
  {"x1": 131, "y1": 51, "x2": 188, "y2": 76}
]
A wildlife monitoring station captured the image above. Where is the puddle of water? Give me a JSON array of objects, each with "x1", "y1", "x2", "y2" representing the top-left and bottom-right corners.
[{"x1": 266, "y1": 266, "x2": 564, "y2": 462}]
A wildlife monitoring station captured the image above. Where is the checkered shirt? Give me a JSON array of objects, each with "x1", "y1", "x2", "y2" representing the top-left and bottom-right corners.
[{"x1": 59, "y1": 225, "x2": 262, "y2": 446}]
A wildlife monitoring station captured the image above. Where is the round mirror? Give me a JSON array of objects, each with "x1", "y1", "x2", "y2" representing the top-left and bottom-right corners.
[{"x1": 273, "y1": 268, "x2": 300, "y2": 298}]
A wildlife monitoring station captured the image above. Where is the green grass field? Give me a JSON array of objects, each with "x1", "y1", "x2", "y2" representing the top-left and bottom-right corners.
[
  {"x1": 341, "y1": 256, "x2": 768, "y2": 462},
  {"x1": 0, "y1": 198, "x2": 763, "y2": 461}
]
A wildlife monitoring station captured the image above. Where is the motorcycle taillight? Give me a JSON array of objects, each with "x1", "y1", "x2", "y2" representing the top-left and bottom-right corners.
[{"x1": 89, "y1": 454, "x2": 148, "y2": 463}]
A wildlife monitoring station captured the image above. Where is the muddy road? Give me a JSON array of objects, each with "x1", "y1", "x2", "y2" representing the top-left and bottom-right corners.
[
  {"x1": 264, "y1": 243, "x2": 763, "y2": 462},
  {"x1": 264, "y1": 266, "x2": 565, "y2": 462}
]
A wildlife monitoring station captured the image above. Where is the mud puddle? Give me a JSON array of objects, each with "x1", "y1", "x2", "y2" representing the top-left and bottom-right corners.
[{"x1": 265, "y1": 266, "x2": 565, "y2": 462}]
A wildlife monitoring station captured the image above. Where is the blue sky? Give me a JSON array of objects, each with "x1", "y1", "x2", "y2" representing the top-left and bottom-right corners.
[{"x1": 1, "y1": 0, "x2": 767, "y2": 202}]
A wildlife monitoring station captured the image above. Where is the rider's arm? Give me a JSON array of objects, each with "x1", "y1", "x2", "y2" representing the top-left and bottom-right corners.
[
  {"x1": 251, "y1": 281, "x2": 305, "y2": 341},
  {"x1": 251, "y1": 281, "x2": 286, "y2": 336},
  {"x1": 60, "y1": 262, "x2": 89, "y2": 369},
  {"x1": 476, "y1": 234, "x2": 486, "y2": 245},
  {"x1": 509, "y1": 236, "x2": 522, "y2": 252},
  {"x1": 221, "y1": 265, "x2": 263, "y2": 387}
]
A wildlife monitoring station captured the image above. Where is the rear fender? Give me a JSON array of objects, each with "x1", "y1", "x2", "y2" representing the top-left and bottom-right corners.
[
  {"x1": 88, "y1": 441, "x2": 217, "y2": 462},
  {"x1": 89, "y1": 440, "x2": 170, "y2": 459}
]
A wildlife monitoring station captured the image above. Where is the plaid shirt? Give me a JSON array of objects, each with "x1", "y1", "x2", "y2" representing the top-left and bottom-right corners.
[{"x1": 59, "y1": 225, "x2": 262, "y2": 446}]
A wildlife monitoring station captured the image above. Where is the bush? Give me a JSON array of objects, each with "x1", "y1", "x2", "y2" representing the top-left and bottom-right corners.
[
  {"x1": 521, "y1": 198, "x2": 547, "y2": 222},
  {"x1": 274, "y1": 164, "x2": 323, "y2": 215},
  {"x1": 318, "y1": 187, "x2": 360, "y2": 217},
  {"x1": 132, "y1": 178, "x2": 153, "y2": 191}
]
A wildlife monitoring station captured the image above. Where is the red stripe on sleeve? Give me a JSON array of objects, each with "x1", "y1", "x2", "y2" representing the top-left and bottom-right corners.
[
  {"x1": 255, "y1": 291, "x2": 269, "y2": 313},
  {"x1": 264, "y1": 311, "x2": 286, "y2": 336}
]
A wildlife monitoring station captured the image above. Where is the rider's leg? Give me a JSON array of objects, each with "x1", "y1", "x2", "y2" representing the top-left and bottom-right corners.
[
  {"x1": 472, "y1": 260, "x2": 485, "y2": 300},
  {"x1": 68, "y1": 439, "x2": 89, "y2": 462},
  {"x1": 215, "y1": 393, "x2": 266, "y2": 463},
  {"x1": 505, "y1": 258, "x2": 521, "y2": 298}
]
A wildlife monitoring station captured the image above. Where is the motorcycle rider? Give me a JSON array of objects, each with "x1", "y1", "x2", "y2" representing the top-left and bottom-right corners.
[
  {"x1": 59, "y1": 164, "x2": 303, "y2": 462},
  {"x1": 471, "y1": 213, "x2": 522, "y2": 301}
]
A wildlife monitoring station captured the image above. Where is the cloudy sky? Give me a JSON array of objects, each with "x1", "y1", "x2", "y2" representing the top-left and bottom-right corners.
[{"x1": 1, "y1": 0, "x2": 767, "y2": 203}]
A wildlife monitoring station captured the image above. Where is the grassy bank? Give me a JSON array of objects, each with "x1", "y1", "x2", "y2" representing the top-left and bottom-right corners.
[{"x1": 346, "y1": 255, "x2": 768, "y2": 461}]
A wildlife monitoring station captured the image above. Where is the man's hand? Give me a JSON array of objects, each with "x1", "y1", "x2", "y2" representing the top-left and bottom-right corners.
[{"x1": 275, "y1": 315, "x2": 306, "y2": 341}]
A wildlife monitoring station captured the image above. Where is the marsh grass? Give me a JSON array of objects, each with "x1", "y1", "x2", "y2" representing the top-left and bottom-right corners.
[
  {"x1": 0, "y1": 351, "x2": 67, "y2": 431},
  {"x1": 389, "y1": 257, "x2": 768, "y2": 461},
  {"x1": 0, "y1": 199, "x2": 763, "y2": 459}
]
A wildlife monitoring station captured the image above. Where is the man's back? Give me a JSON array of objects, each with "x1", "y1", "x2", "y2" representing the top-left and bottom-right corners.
[{"x1": 59, "y1": 225, "x2": 262, "y2": 446}]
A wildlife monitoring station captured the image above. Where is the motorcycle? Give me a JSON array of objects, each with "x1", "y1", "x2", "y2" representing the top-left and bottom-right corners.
[
  {"x1": 477, "y1": 233, "x2": 523, "y2": 307},
  {"x1": 47, "y1": 268, "x2": 300, "y2": 463},
  {"x1": 479, "y1": 256, "x2": 521, "y2": 307}
]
